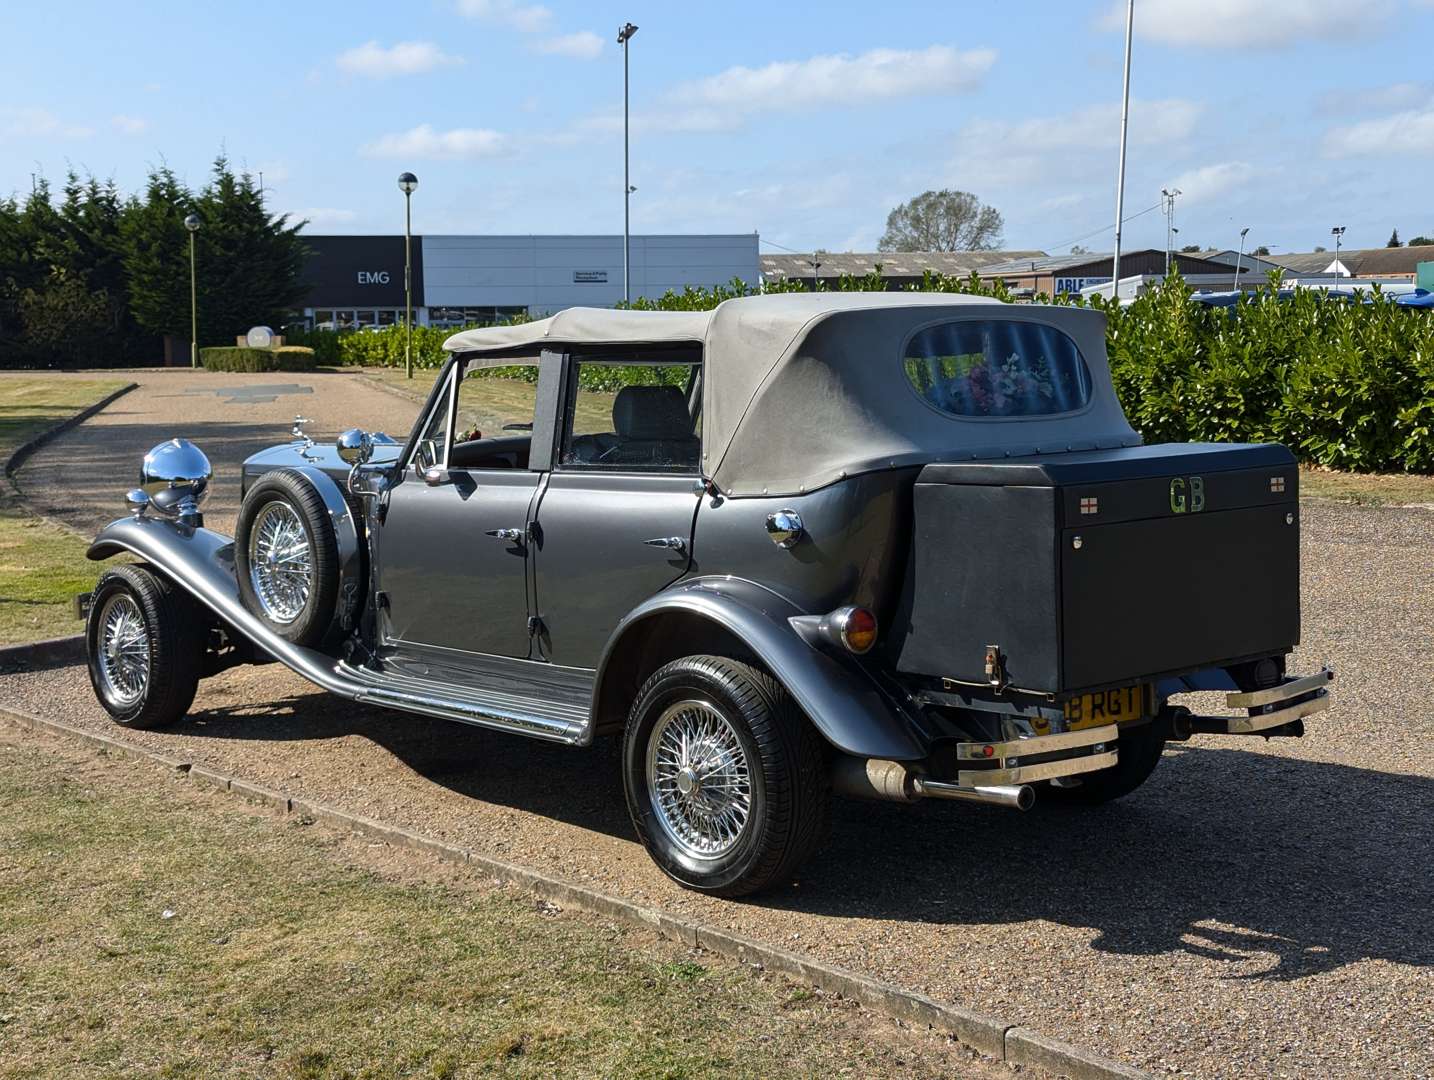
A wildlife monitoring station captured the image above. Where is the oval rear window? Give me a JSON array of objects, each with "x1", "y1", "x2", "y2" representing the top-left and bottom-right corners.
[{"x1": 902, "y1": 320, "x2": 1093, "y2": 418}]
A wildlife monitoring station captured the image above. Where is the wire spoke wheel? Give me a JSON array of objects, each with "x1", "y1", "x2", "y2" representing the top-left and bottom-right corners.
[
  {"x1": 645, "y1": 699, "x2": 753, "y2": 861},
  {"x1": 247, "y1": 500, "x2": 313, "y2": 625},
  {"x1": 96, "y1": 593, "x2": 150, "y2": 708}
]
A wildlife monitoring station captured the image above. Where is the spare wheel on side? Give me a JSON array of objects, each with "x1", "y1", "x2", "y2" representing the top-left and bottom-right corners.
[{"x1": 235, "y1": 469, "x2": 341, "y2": 648}]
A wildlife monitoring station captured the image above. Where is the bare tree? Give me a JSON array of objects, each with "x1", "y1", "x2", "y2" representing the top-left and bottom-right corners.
[{"x1": 878, "y1": 190, "x2": 1004, "y2": 252}]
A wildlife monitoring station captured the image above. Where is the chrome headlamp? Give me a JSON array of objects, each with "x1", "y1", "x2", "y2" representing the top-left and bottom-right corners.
[{"x1": 139, "y1": 438, "x2": 212, "y2": 525}]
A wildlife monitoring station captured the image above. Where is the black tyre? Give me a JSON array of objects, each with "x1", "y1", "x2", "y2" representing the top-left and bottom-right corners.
[
  {"x1": 1046, "y1": 720, "x2": 1167, "y2": 806},
  {"x1": 235, "y1": 469, "x2": 339, "y2": 648},
  {"x1": 622, "y1": 655, "x2": 829, "y2": 897},
  {"x1": 86, "y1": 564, "x2": 204, "y2": 729}
]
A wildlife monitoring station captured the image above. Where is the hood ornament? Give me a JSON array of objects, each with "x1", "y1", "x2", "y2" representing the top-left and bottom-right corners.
[{"x1": 291, "y1": 415, "x2": 314, "y2": 447}]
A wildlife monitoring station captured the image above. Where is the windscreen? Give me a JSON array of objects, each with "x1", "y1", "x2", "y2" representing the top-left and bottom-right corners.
[{"x1": 902, "y1": 319, "x2": 1093, "y2": 419}]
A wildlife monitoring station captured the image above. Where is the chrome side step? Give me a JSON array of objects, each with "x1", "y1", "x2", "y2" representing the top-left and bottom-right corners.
[{"x1": 337, "y1": 661, "x2": 587, "y2": 745}]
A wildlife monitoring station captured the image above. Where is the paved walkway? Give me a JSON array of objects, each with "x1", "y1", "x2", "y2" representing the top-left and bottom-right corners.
[{"x1": 14, "y1": 369, "x2": 420, "y2": 537}]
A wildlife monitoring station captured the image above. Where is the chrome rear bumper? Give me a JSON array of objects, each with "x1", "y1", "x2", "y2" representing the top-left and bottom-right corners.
[
  {"x1": 1171, "y1": 666, "x2": 1334, "y2": 738},
  {"x1": 954, "y1": 722, "x2": 1119, "y2": 786}
]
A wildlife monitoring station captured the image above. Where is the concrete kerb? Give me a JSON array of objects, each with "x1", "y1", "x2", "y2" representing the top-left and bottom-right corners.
[
  {"x1": 0, "y1": 634, "x2": 85, "y2": 672},
  {"x1": 3, "y1": 381, "x2": 139, "y2": 540},
  {"x1": 0, "y1": 702, "x2": 1156, "y2": 1080}
]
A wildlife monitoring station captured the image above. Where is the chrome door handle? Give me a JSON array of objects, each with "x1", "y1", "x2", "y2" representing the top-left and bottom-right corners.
[
  {"x1": 643, "y1": 536, "x2": 687, "y2": 554},
  {"x1": 485, "y1": 528, "x2": 524, "y2": 542}
]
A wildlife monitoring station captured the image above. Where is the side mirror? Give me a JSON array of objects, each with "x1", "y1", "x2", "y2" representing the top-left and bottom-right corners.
[{"x1": 336, "y1": 428, "x2": 374, "y2": 466}]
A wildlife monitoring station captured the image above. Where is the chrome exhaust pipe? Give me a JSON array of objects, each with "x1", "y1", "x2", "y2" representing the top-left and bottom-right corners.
[
  {"x1": 831, "y1": 756, "x2": 1033, "y2": 810},
  {"x1": 914, "y1": 778, "x2": 1034, "y2": 810}
]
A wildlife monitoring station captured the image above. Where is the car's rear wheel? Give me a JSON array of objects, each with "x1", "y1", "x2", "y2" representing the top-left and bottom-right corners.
[
  {"x1": 622, "y1": 655, "x2": 829, "y2": 897},
  {"x1": 235, "y1": 470, "x2": 339, "y2": 648},
  {"x1": 1046, "y1": 720, "x2": 1166, "y2": 805},
  {"x1": 86, "y1": 564, "x2": 204, "y2": 729}
]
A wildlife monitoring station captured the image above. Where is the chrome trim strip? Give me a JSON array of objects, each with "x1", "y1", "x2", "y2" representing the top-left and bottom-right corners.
[
  {"x1": 958, "y1": 749, "x2": 1119, "y2": 787},
  {"x1": 955, "y1": 722, "x2": 1116, "y2": 760},
  {"x1": 1226, "y1": 667, "x2": 1334, "y2": 709},
  {"x1": 1225, "y1": 690, "x2": 1331, "y2": 733}
]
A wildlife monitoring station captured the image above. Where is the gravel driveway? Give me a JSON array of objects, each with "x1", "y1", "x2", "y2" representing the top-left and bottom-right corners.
[
  {"x1": 12, "y1": 368, "x2": 420, "y2": 537},
  {"x1": 5, "y1": 377, "x2": 1432, "y2": 1078}
]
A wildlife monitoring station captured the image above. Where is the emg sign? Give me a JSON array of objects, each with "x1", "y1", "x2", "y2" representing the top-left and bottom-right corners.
[{"x1": 357, "y1": 271, "x2": 392, "y2": 285}]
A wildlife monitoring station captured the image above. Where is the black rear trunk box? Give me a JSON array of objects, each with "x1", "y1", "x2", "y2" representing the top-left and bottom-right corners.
[{"x1": 893, "y1": 443, "x2": 1300, "y2": 694}]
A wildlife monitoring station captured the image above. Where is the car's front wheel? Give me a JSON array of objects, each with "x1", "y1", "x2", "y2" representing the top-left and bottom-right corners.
[
  {"x1": 622, "y1": 655, "x2": 829, "y2": 897},
  {"x1": 86, "y1": 564, "x2": 204, "y2": 729}
]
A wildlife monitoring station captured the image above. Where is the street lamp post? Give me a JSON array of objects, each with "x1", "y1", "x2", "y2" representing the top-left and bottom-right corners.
[
  {"x1": 617, "y1": 22, "x2": 638, "y2": 305},
  {"x1": 1331, "y1": 226, "x2": 1346, "y2": 279},
  {"x1": 1161, "y1": 188, "x2": 1181, "y2": 276},
  {"x1": 398, "y1": 172, "x2": 418, "y2": 379},
  {"x1": 1110, "y1": 0, "x2": 1134, "y2": 302},
  {"x1": 184, "y1": 213, "x2": 201, "y2": 368},
  {"x1": 1232, "y1": 226, "x2": 1249, "y2": 291}
]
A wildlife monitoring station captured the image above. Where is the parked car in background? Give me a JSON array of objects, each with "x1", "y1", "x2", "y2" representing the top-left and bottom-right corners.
[{"x1": 78, "y1": 292, "x2": 1332, "y2": 896}]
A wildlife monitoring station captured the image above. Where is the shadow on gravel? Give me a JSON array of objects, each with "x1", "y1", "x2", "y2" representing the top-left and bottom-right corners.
[{"x1": 174, "y1": 692, "x2": 1432, "y2": 983}]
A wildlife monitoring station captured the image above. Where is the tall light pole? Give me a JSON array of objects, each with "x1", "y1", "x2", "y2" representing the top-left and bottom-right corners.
[
  {"x1": 1331, "y1": 225, "x2": 1346, "y2": 279},
  {"x1": 618, "y1": 21, "x2": 638, "y2": 305},
  {"x1": 184, "y1": 213, "x2": 201, "y2": 368},
  {"x1": 1233, "y1": 226, "x2": 1249, "y2": 291},
  {"x1": 398, "y1": 172, "x2": 418, "y2": 379},
  {"x1": 1110, "y1": 0, "x2": 1135, "y2": 302}
]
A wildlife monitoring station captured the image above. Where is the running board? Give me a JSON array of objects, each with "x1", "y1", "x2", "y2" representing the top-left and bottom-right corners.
[{"x1": 337, "y1": 661, "x2": 587, "y2": 744}]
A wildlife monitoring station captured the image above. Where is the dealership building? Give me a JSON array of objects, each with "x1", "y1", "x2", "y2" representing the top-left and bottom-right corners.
[{"x1": 295, "y1": 233, "x2": 759, "y2": 328}]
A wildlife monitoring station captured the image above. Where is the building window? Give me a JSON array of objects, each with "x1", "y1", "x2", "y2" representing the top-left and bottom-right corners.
[{"x1": 429, "y1": 306, "x2": 528, "y2": 328}]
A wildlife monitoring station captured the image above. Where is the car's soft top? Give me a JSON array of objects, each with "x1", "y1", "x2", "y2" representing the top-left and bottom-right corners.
[{"x1": 444, "y1": 292, "x2": 1138, "y2": 498}]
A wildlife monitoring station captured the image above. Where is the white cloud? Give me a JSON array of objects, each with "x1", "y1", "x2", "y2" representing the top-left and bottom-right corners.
[
  {"x1": 1164, "y1": 161, "x2": 1261, "y2": 205},
  {"x1": 669, "y1": 45, "x2": 995, "y2": 112},
  {"x1": 455, "y1": 0, "x2": 551, "y2": 32},
  {"x1": 536, "y1": 31, "x2": 603, "y2": 59},
  {"x1": 1, "y1": 107, "x2": 92, "y2": 139},
  {"x1": 361, "y1": 123, "x2": 510, "y2": 160},
  {"x1": 962, "y1": 98, "x2": 1203, "y2": 152},
  {"x1": 111, "y1": 114, "x2": 148, "y2": 135},
  {"x1": 1324, "y1": 81, "x2": 1434, "y2": 112},
  {"x1": 1101, "y1": 0, "x2": 1395, "y2": 49},
  {"x1": 290, "y1": 207, "x2": 358, "y2": 226},
  {"x1": 1323, "y1": 105, "x2": 1434, "y2": 157},
  {"x1": 337, "y1": 41, "x2": 463, "y2": 78}
]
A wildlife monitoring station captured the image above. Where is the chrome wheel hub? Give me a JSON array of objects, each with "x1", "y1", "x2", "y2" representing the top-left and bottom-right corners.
[
  {"x1": 97, "y1": 593, "x2": 149, "y2": 707},
  {"x1": 646, "y1": 700, "x2": 752, "y2": 861},
  {"x1": 248, "y1": 501, "x2": 312, "y2": 624}
]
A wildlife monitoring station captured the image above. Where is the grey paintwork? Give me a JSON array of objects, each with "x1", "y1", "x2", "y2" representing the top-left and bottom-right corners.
[{"x1": 380, "y1": 466, "x2": 540, "y2": 657}]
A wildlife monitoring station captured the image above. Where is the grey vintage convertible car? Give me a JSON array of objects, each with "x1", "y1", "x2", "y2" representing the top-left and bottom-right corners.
[{"x1": 80, "y1": 292, "x2": 1332, "y2": 896}]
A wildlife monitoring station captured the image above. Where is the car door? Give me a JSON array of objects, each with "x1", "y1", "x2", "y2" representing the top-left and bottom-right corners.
[
  {"x1": 377, "y1": 357, "x2": 546, "y2": 659},
  {"x1": 530, "y1": 349, "x2": 703, "y2": 668}
]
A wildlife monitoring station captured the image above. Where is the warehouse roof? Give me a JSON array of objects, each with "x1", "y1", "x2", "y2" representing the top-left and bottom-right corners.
[
  {"x1": 1265, "y1": 245, "x2": 1434, "y2": 277},
  {"x1": 759, "y1": 250, "x2": 1045, "y2": 281}
]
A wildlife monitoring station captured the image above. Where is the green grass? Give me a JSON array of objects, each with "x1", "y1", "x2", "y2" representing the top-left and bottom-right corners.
[
  {"x1": 0, "y1": 376, "x2": 130, "y2": 644},
  {"x1": 0, "y1": 732, "x2": 983, "y2": 1079},
  {"x1": 1298, "y1": 465, "x2": 1434, "y2": 506}
]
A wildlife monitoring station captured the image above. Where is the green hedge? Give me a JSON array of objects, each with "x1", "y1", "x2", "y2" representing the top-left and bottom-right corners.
[{"x1": 200, "y1": 345, "x2": 316, "y2": 372}]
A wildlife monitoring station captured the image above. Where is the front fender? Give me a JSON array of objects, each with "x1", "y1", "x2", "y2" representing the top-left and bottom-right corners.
[
  {"x1": 593, "y1": 576, "x2": 926, "y2": 761},
  {"x1": 87, "y1": 515, "x2": 357, "y2": 697}
]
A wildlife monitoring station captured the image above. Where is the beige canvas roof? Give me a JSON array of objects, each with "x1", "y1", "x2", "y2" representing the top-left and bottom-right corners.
[{"x1": 443, "y1": 293, "x2": 1137, "y2": 497}]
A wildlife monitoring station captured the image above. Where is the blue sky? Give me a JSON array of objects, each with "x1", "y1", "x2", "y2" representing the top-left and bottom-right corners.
[{"x1": 5, "y1": 0, "x2": 1434, "y2": 258}]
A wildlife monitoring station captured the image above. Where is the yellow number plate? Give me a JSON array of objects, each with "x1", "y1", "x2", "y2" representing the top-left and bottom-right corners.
[{"x1": 1063, "y1": 685, "x2": 1146, "y2": 730}]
